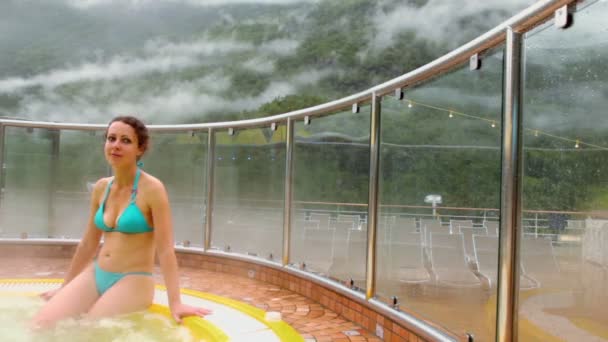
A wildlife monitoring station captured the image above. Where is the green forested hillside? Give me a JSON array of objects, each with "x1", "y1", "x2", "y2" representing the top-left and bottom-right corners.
[
  {"x1": 2, "y1": 0, "x2": 607, "y2": 214},
  {"x1": 0, "y1": 0, "x2": 528, "y2": 123}
]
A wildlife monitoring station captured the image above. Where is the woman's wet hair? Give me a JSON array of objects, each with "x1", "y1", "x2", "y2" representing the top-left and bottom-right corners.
[{"x1": 105, "y1": 116, "x2": 150, "y2": 159}]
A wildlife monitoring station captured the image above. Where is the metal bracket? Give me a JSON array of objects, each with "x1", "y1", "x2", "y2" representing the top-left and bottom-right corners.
[
  {"x1": 391, "y1": 296, "x2": 399, "y2": 309},
  {"x1": 270, "y1": 122, "x2": 277, "y2": 131},
  {"x1": 304, "y1": 116, "x2": 311, "y2": 125},
  {"x1": 555, "y1": 5, "x2": 572, "y2": 29},
  {"x1": 352, "y1": 103, "x2": 360, "y2": 113},
  {"x1": 470, "y1": 53, "x2": 481, "y2": 71},
  {"x1": 394, "y1": 88, "x2": 404, "y2": 100},
  {"x1": 228, "y1": 128, "x2": 235, "y2": 136}
]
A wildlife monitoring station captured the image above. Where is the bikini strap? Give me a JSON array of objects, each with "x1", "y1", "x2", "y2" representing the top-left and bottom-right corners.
[
  {"x1": 130, "y1": 168, "x2": 141, "y2": 203},
  {"x1": 101, "y1": 178, "x2": 113, "y2": 205}
]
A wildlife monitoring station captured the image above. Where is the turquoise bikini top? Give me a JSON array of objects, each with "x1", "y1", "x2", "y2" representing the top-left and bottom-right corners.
[{"x1": 94, "y1": 168, "x2": 154, "y2": 234}]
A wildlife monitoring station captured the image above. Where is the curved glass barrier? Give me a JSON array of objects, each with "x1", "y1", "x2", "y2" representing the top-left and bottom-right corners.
[
  {"x1": 145, "y1": 131, "x2": 208, "y2": 247},
  {"x1": 519, "y1": 1, "x2": 608, "y2": 340},
  {"x1": 0, "y1": 127, "x2": 55, "y2": 238},
  {"x1": 52, "y1": 130, "x2": 107, "y2": 238},
  {"x1": 377, "y1": 48, "x2": 504, "y2": 340},
  {"x1": 211, "y1": 126, "x2": 285, "y2": 261},
  {"x1": 290, "y1": 106, "x2": 370, "y2": 288}
]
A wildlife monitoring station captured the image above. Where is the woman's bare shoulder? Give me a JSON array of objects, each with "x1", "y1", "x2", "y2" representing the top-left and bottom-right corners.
[
  {"x1": 89, "y1": 177, "x2": 112, "y2": 203},
  {"x1": 139, "y1": 171, "x2": 166, "y2": 194},
  {"x1": 94, "y1": 177, "x2": 112, "y2": 190},
  {"x1": 93, "y1": 177, "x2": 114, "y2": 194}
]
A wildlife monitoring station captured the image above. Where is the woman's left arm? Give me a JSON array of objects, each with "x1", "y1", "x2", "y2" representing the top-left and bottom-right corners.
[{"x1": 149, "y1": 179, "x2": 212, "y2": 323}]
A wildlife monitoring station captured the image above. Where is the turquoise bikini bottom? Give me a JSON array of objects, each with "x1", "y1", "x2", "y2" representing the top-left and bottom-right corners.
[{"x1": 94, "y1": 260, "x2": 152, "y2": 296}]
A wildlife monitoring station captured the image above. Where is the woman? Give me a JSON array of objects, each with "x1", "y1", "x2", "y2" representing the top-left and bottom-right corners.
[{"x1": 32, "y1": 116, "x2": 211, "y2": 328}]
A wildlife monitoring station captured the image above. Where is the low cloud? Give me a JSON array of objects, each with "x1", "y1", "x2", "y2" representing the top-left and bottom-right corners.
[
  {"x1": 13, "y1": 69, "x2": 332, "y2": 124},
  {"x1": 371, "y1": 0, "x2": 531, "y2": 50},
  {"x1": 258, "y1": 39, "x2": 300, "y2": 56},
  {"x1": 0, "y1": 55, "x2": 197, "y2": 94},
  {"x1": 64, "y1": 0, "x2": 317, "y2": 10},
  {"x1": 0, "y1": 38, "x2": 268, "y2": 94}
]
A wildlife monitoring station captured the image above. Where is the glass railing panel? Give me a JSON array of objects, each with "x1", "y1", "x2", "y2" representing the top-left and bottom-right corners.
[
  {"x1": 144, "y1": 131, "x2": 208, "y2": 247},
  {"x1": 519, "y1": 1, "x2": 608, "y2": 340},
  {"x1": 52, "y1": 130, "x2": 107, "y2": 238},
  {"x1": 211, "y1": 126, "x2": 285, "y2": 261},
  {"x1": 0, "y1": 127, "x2": 55, "y2": 238},
  {"x1": 291, "y1": 107, "x2": 370, "y2": 289},
  {"x1": 377, "y1": 49, "x2": 504, "y2": 339}
]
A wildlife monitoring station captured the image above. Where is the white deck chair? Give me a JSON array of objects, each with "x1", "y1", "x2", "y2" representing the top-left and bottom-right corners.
[
  {"x1": 459, "y1": 226, "x2": 488, "y2": 262},
  {"x1": 310, "y1": 213, "x2": 331, "y2": 230},
  {"x1": 392, "y1": 217, "x2": 418, "y2": 241},
  {"x1": 333, "y1": 221, "x2": 356, "y2": 259},
  {"x1": 450, "y1": 219, "x2": 474, "y2": 234},
  {"x1": 394, "y1": 216, "x2": 418, "y2": 232},
  {"x1": 429, "y1": 233, "x2": 481, "y2": 288},
  {"x1": 521, "y1": 237, "x2": 562, "y2": 288},
  {"x1": 389, "y1": 233, "x2": 431, "y2": 284},
  {"x1": 483, "y1": 221, "x2": 499, "y2": 236},
  {"x1": 392, "y1": 228, "x2": 425, "y2": 244},
  {"x1": 337, "y1": 214, "x2": 359, "y2": 229},
  {"x1": 422, "y1": 219, "x2": 450, "y2": 246},
  {"x1": 473, "y1": 235, "x2": 539, "y2": 290},
  {"x1": 377, "y1": 221, "x2": 390, "y2": 244}
]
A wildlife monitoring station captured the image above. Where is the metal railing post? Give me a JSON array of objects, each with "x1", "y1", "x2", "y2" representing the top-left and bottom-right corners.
[
  {"x1": 0, "y1": 124, "x2": 4, "y2": 213},
  {"x1": 204, "y1": 128, "x2": 216, "y2": 250},
  {"x1": 496, "y1": 27, "x2": 524, "y2": 342},
  {"x1": 48, "y1": 129, "x2": 60, "y2": 237},
  {"x1": 366, "y1": 94, "x2": 381, "y2": 299},
  {"x1": 283, "y1": 118, "x2": 294, "y2": 266}
]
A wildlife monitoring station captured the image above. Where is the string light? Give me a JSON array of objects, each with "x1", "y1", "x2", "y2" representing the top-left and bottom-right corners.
[{"x1": 400, "y1": 97, "x2": 608, "y2": 151}]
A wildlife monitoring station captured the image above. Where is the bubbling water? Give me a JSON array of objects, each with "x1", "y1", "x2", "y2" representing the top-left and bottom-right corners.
[{"x1": 0, "y1": 295, "x2": 199, "y2": 342}]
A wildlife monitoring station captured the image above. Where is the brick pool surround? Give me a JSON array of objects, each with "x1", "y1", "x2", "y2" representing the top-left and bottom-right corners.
[{"x1": 0, "y1": 240, "x2": 459, "y2": 342}]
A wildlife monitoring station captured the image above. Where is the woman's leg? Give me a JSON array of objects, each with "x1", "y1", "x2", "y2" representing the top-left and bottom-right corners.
[
  {"x1": 31, "y1": 263, "x2": 99, "y2": 328},
  {"x1": 86, "y1": 274, "x2": 154, "y2": 319}
]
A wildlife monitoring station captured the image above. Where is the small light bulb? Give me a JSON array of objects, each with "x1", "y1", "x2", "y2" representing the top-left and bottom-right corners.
[
  {"x1": 575, "y1": 140, "x2": 580, "y2": 148},
  {"x1": 408, "y1": 101, "x2": 413, "y2": 108},
  {"x1": 534, "y1": 130, "x2": 539, "y2": 137},
  {"x1": 491, "y1": 121, "x2": 496, "y2": 128},
  {"x1": 448, "y1": 111, "x2": 453, "y2": 118}
]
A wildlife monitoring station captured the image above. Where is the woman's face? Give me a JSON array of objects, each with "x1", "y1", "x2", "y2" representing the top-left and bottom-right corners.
[{"x1": 104, "y1": 121, "x2": 143, "y2": 168}]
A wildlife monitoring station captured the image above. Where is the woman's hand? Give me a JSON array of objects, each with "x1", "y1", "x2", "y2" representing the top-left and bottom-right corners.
[
  {"x1": 39, "y1": 287, "x2": 61, "y2": 301},
  {"x1": 170, "y1": 302, "x2": 213, "y2": 323}
]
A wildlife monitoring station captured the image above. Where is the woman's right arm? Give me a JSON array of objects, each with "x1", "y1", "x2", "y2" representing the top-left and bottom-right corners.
[{"x1": 61, "y1": 178, "x2": 106, "y2": 285}]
